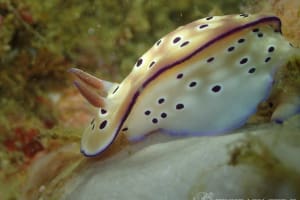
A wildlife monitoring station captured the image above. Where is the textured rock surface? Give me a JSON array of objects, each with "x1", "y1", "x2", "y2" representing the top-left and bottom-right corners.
[{"x1": 62, "y1": 116, "x2": 300, "y2": 200}]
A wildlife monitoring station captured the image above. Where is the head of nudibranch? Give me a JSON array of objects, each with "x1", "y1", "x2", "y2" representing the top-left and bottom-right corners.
[{"x1": 70, "y1": 13, "x2": 300, "y2": 157}]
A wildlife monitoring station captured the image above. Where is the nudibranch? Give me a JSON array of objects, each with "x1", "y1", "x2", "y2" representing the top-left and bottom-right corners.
[{"x1": 70, "y1": 14, "x2": 300, "y2": 157}]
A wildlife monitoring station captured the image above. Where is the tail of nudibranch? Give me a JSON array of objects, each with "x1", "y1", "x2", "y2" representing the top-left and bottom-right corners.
[
  {"x1": 271, "y1": 45, "x2": 300, "y2": 123},
  {"x1": 69, "y1": 68, "x2": 122, "y2": 156}
]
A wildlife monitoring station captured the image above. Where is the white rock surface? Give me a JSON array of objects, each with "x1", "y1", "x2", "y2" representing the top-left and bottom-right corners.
[{"x1": 62, "y1": 116, "x2": 300, "y2": 200}]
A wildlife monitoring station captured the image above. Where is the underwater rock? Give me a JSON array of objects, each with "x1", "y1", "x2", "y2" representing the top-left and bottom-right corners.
[
  {"x1": 21, "y1": 143, "x2": 82, "y2": 200},
  {"x1": 62, "y1": 116, "x2": 300, "y2": 200}
]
